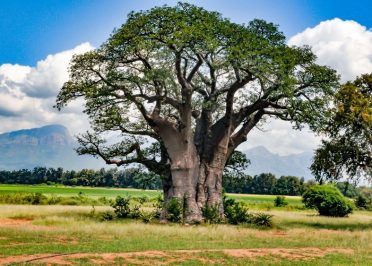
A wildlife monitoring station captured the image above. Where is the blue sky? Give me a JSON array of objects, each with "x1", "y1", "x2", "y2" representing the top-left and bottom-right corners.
[
  {"x1": 0, "y1": 0, "x2": 371, "y2": 155},
  {"x1": 1, "y1": 0, "x2": 371, "y2": 66}
]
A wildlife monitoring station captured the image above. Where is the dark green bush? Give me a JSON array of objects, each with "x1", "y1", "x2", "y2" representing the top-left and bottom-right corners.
[
  {"x1": 274, "y1": 196, "x2": 288, "y2": 207},
  {"x1": 111, "y1": 196, "x2": 131, "y2": 218},
  {"x1": 302, "y1": 185, "x2": 354, "y2": 217},
  {"x1": 355, "y1": 194, "x2": 368, "y2": 209},
  {"x1": 100, "y1": 211, "x2": 115, "y2": 221},
  {"x1": 24, "y1": 192, "x2": 46, "y2": 205},
  {"x1": 136, "y1": 196, "x2": 149, "y2": 204},
  {"x1": 153, "y1": 195, "x2": 164, "y2": 219},
  {"x1": 223, "y1": 197, "x2": 250, "y2": 225},
  {"x1": 202, "y1": 204, "x2": 222, "y2": 224},
  {"x1": 166, "y1": 198, "x2": 183, "y2": 223},
  {"x1": 130, "y1": 205, "x2": 141, "y2": 219},
  {"x1": 249, "y1": 213, "x2": 273, "y2": 227}
]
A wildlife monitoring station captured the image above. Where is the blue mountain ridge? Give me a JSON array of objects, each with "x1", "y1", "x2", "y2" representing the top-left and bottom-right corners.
[
  {"x1": 0, "y1": 125, "x2": 105, "y2": 170},
  {"x1": 0, "y1": 125, "x2": 314, "y2": 179}
]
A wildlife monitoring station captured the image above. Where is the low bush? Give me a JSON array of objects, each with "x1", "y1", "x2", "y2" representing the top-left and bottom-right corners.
[
  {"x1": 140, "y1": 210, "x2": 155, "y2": 223},
  {"x1": 166, "y1": 198, "x2": 183, "y2": 223},
  {"x1": 249, "y1": 213, "x2": 273, "y2": 227},
  {"x1": 111, "y1": 196, "x2": 131, "y2": 218},
  {"x1": 24, "y1": 192, "x2": 46, "y2": 205},
  {"x1": 136, "y1": 196, "x2": 149, "y2": 204},
  {"x1": 0, "y1": 192, "x2": 48, "y2": 205},
  {"x1": 302, "y1": 185, "x2": 354, "y2": 217},
  {"x1": 46, "y1": 195, "x2": 62, "y2": 205},
  {"x1": 355, "y1": 194, "x2": 368, "y2": 209},
  {"x1": 97, "y1": 196, "x2": 111, "y2": 205},
  {"x1": 130, "y1": 205, "x2": 141, "y2": 219},
  {"x1": 100, "y1": 211, "x2": 115, "y2": 221},
  {"x1": 202, "y1": 204, "x2": 222, "y2": 224},
  {"x1": 223, "y1": 197, "x2": 250, "y2": 225},
  {"x1": 274, "y1": 196, "x2": 288, "y2": 207},
  {"x1": 223, "y1": 196, "x2": 273, "y2": 227},
  {"x1": 153, "y1": 195, "x2": 164, "y2": 219}
]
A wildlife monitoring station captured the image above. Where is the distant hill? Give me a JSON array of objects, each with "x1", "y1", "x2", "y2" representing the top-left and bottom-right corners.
[
  {"x1": 242, "y1": 146, "x2": 314, "y2": 179},
  {"x1": 0, "y1": 125, "x2": 105, "y2": 170},
  {"x1": 0, "y1": 125, "x2": 314, "y2": 178}
]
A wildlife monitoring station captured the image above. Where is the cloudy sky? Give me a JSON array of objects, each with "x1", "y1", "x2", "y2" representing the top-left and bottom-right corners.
[{"x1": 0, "y1": 0, "x2": 371, "y2": 155}]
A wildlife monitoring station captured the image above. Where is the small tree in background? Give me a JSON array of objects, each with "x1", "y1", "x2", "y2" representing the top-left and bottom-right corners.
[
  {"x1": 274, "y1": 196, "x2": 288, "y2": 207},
  {"x1": 312, "y1": 74, "x2": 372, "y2": 183},
  {"x1": 302, "y1": 185, "x2": 354, "y2": 217}
]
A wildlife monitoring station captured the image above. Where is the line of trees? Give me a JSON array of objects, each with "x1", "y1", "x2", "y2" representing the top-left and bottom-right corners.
[
  {"x1": 223, "y1": 173, "x2": 307, "y2": 195},
  {"x1": 0, "y1": 167, "x2": 361, "y2": 197},
  {"x1": 0, "y1": 167, "x2": 161, "y2": 190}
]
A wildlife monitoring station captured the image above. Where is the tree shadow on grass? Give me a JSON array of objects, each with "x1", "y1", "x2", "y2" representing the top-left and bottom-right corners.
[{"x1": 283, "y1": 218, "x2": 372, "y2": 231}]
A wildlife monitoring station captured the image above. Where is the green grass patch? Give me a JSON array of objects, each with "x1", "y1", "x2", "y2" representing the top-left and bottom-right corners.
[
  {"x1": 0, "y1": 204, "x2": 371, "y2": 265},
  {"x1": 0, "y1": 184, "x2": 304, "y2": 210}
]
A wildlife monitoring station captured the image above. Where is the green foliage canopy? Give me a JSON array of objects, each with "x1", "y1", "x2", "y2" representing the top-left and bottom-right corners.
[
  {"x1": 302, "y1": 185, "x2": 354, "y2": 217},
  {"x1": 55, "y1": 3, "x2": 338, "y2": 174},
  {"x1": 311, "y1": 74, "x2": 372, "y2": 181}
]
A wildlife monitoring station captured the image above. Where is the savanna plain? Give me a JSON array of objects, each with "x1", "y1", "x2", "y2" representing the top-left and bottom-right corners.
[{"x1": 0, "y1": 184, "x2": 371, "y2": 265}]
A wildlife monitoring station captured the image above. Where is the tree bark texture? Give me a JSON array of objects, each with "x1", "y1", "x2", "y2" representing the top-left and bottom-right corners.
[{"x1": 158, "y1": 121, "x2": 230, "y2": 223}]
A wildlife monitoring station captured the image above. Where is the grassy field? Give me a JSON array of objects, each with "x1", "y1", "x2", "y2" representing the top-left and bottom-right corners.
[
  {"x1": 0, "y1": 184, "x2": 371, "y2": 265},
  {"x1": 0, "y1": 205, "x2": 371, "y2": 265},
  {"x1": 0, "y1": 184, "x2": 303, "y2": 209},
  {"x1": 0, "y1": 184, "x2": 160, "y2": 198}
]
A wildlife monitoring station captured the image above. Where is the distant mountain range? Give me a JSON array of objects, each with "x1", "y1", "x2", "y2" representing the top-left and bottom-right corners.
[
  {"x1": 0, "y1": 124, "x2": 314, "y2": 179},
  {"x1": 0, "y1": 125, "x2": 105, "y2": 170},
  {"x1": 242, "y1": 146, "x2": 314, "y2": 179}
]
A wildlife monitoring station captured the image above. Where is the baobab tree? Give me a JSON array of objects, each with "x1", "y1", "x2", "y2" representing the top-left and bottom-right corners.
[{"x1": 56, "y1": 3, "x2": 338, "y2": 222}]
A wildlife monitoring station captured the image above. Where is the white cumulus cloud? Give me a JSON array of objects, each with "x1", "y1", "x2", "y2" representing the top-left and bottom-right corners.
[
  {"x1": 288, "y1": 18, "x2": 372, "y2": 82},
  {"x1": 0, "y1": 43, "x2": 94, "y2": 134}
]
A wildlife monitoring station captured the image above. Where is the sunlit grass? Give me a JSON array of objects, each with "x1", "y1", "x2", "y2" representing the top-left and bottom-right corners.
[
  {"x1": 0, "y1": 204, "x2": 371, "y2": 264},
  {"x1": 0, "y1": 184, "x2": 304, "y2": 210}
]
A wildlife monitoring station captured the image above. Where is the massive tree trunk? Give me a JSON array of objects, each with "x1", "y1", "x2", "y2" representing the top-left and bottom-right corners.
[
  {"x1": 160, "y1": 157, "x2": 226, "y2": 223},
  {"x1": 158, "y1": 119, "x2": 230, "y2": 223}
]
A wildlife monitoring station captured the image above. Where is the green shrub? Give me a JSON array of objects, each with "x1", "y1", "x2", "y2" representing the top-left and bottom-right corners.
[
  {"x1": 274, "y1": 196, "x2": 288, "y2": 207},
  {"x1": 100, "y1": 211, "x2": 115, "y2": 221},
  {"x1": 202, "y1": 204, "x2": 222, "y2": 224},
  {"x1": 302, "y1": 185, "x2": 354, "y2": 217},
  {"x1": 137, "y1": 196, "x2": 149, "y2": 204},
  {"x1": 46, "y1": 195, "x2": 62, "y2": 205},
  {"x1": 130, "y1": 205, "x2": 141, "y2": 219},
  {"x1": 111, "y1": 196, "x2": 131, "y2": 218},
  {"x1": 166, "y1": 198, "x2": 183, "y2": 223},
  {"x1": 140, "y1": 210, "x2": 155, "y2": 223},
  {"x1": 98, "y1": 196, "x2": 110, "y2": 205},
  {"x1": 355, "y1": 194, "x2": 368, "y2": 209},
  {"x1": 153, "y1": 195, "x2": 164, "y2": 219},
  {"x1": 223, "y1": 197, "x2": 250, "y2": 225},
  {"x1": 24, "y1": 192, "x2": 47, "y2": 205},
  {"x1": 249, "y1": 213, "x2": 273, "y2": 227}
]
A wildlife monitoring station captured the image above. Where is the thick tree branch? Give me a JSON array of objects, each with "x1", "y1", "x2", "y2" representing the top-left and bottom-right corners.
[
  {"x1": 228, "y1": 110, "x2": 265, "y2": 154},
  {"x1": 187, "y1": 53, "x2": 203, "y2": 82}
]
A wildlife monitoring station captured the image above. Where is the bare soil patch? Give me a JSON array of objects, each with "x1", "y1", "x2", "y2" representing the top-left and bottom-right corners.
[
  {"x1": 0, "y1": 218, "x2": 33, "y2": 226},
  {"x1": 0, "y1": 247, "x2": 353, "y2": 265},
  {"x1": 223, "y1": 247, "x2": 353, "y2": 260},
  {"x1": 0, "y1": 218, "x2": 53, "y2": 231}
]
